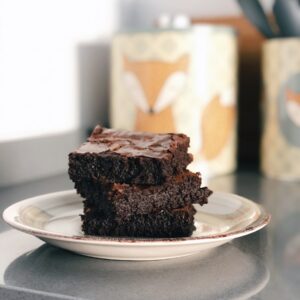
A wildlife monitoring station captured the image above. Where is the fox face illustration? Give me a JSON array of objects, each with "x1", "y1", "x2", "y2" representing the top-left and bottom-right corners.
[
  {"x1": 123, "y1": 55, "x2": 189, "y2": 133},
  {"x1": 285, "y1": 89, "x2": 300, "y2": 127},
  {"x1": 201, "y1": 93, "x2": 236, "y2": 160}
]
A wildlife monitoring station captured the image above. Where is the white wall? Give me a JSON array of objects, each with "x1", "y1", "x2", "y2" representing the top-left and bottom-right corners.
[{"x1": 0, "y1": 0, "x2": 118, "y2": 142}]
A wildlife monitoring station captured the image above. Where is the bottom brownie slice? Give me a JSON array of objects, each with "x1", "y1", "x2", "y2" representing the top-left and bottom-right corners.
[{"x1": 81, "y1": 205, "x2": 196, "y2": 238}]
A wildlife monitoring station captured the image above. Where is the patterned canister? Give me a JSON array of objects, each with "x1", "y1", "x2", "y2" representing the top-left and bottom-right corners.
[
  {"x1": 262, "y1": 39, "x2": 300, "y2": 180},
  {"x1": 111, "y1": 26, "x2": 238, "y2": 178}
]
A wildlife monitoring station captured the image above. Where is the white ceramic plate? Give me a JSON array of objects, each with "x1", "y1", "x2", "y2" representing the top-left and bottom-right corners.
[{"x1": 3, "y1": 190, "x2": 270, "y2": 261}]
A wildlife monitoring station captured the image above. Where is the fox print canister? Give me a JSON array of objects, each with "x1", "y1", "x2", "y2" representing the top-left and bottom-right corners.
[
  {"x1": 262, "y1": 39, "x2": 300, "y2": 180},
  {"x1": 111, "y1": 26, "x2": 238, "y2": 178}
]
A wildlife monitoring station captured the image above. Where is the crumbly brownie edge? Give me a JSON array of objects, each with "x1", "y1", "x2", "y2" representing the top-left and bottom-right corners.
[
  {"x1": 68, "y1": 150, "x2": 192, "y2": 185},
  {"x1": 75, "y1": 173, "x2": 211, "y2": 221},
  {"x1": 82, "y1": 186, "x2": 211, "y2": 223}
]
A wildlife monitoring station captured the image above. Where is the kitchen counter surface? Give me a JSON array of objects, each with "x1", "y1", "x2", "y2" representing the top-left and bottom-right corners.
[{"x1": 0, "y1": 170, "x2": 299, "y2": 300}]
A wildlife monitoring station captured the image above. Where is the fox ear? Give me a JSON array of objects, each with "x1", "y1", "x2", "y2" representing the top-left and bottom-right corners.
[
  {"x1": 123, "y1": 71, "x2": 149, "y2": 113},
  {"x1": 153, "y1": 71, "x2": 187, "y2": 113},
  {"x1": 176, "y1": 55, "x2": 189, "y2": 71}
]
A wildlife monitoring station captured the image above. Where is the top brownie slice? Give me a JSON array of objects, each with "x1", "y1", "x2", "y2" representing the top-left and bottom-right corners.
[{"x1": 69, "y1": 125, "x2": 192, "y2": 185}]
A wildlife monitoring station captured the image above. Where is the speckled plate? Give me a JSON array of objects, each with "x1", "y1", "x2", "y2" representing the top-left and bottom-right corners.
[{"x1": 2, "y1": 190, "x2": 270, "y2": 261}]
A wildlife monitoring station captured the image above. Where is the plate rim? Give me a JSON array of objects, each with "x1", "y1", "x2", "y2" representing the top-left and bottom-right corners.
[{"x1": 2, "y1": 190, "x2": 271, "y2": 246}]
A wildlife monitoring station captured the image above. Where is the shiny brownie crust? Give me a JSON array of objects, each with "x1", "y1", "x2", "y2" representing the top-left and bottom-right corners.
[{"x1": 68, "y1": 125, "x2": 192, "y2": 185}]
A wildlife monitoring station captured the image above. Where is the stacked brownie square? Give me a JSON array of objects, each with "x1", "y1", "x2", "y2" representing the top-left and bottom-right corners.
[{"x1": 68, "y1": 125, "x2": 212, "y2": 238}]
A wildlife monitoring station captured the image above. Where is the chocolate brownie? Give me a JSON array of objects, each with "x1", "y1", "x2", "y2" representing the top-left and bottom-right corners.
[
  {"x1": 69, "y1": 125, "x2": 192, "y2": 185},
  {"x1": 74, "y1": 171, "x2": 211, "y2": 221},
  {"x1": 81, "y1": 205, "x2": 196, "y2": 238}
]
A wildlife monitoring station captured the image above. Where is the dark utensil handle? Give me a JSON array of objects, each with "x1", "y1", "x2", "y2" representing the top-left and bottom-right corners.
[
  {"x1": 274, "y1": 0, "x2": 300, "y2": 37},
  {"x1": 237, "y1": 0, "x2": 277, "y2": 38}
]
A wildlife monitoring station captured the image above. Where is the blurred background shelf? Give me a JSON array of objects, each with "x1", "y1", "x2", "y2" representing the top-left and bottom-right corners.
[{"x1": 0, "y1": 0, "x2": 274, "y2": 187}]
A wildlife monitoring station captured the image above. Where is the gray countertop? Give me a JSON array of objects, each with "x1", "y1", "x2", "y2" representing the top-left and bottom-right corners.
[{"x1": 0, "y1": 170, "x2": 299, "y2": 300}]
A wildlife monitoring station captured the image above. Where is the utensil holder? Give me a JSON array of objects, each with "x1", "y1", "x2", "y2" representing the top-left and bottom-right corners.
[{"x1": 261, "y1": 38, "x2": 300, "y2": 180}]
